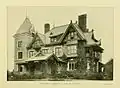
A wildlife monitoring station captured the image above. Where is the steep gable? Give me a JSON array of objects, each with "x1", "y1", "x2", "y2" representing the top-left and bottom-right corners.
[
  {"x1": 59, "y1": 21, "x2": 85, "y2": 43},
  {"x1": 27, "y1": 33, "x2": 45, "y2": 51}
]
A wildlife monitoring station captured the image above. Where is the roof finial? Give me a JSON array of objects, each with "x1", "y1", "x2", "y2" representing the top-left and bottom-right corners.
[{"x1": 25, "y1": 7, "x2": 28, "y2": 18}]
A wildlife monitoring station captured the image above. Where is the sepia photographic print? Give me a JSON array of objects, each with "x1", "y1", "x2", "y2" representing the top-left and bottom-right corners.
[{"x1": 7, "y1": 6, "x2": 114, "y2": 81}]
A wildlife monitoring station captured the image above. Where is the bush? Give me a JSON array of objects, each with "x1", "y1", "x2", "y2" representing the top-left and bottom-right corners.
[
  {"x1": 53, "y1": 71, "x2": 68, "y2": 78},
  {"x1": 53, "y1": 71, "x2": 86, "y2": 79},
  {"x1": 7, "y1": 71, "x2": 46, "y2": 81}
]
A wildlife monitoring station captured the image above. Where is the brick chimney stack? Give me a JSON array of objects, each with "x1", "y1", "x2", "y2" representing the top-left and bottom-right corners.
[
  {"x1": 78, "y1": 14, "x2": 87, "y2": 32},
  {"x1": 44, "y1": 23, "x2": 50, "y2": 34}
]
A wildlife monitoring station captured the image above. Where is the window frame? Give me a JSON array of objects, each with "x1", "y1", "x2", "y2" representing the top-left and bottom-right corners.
[
  {"x1": 42, "y1": 49, "x2": 49, "y2": 54},
  {"x1": 67, "y1": 31, "x2": 77, "y2": 40},
  {"x1": 18, "y1": 52, "x2": 23, "y2": 59},
  {"x1": 55, "y1": 47, "x2": 62, "y2": 56},
  {"x1": 29, "y1": 50, "x2": 35, "y2": 58},
  {"x1": 67, "y1": 45, "x2": 77, "y2": 54},
  {"x1": 50, "y1": 37, "x2": 57, "y2": 43},
  {"x1": 17, "y1": 41, "x2": 22, "y2": 48},
  {"x1": 68, "y1": 61, "x2": 76, "y2": 71}
]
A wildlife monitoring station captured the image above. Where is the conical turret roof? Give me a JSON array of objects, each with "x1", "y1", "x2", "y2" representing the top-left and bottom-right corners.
[{"x1": 16, "y1": 17, "x2": 35, "y2": 34}]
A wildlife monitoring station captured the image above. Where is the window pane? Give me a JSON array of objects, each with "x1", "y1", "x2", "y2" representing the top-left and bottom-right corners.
[
  {"x1": 29, "y1": 51, "x2": 34, "y2": 58},
  {"x1": 55, "y1": 47, "x2": 62, "y2": 56},
  {"x1": 20, "y1": 67, "x2": 23, "y2": 72},
  {"x1": 72, "y1": 63, "x2": 74, "y2": 70},
  {"x1": 18, "y1": 52, "x2": 23, "y2": 59},
  {"x1": 18, "y1": 41, "x2": 22, "y2": 47},
  {"x1": 42, "y1": 49, "x2": 49, "y2": 54},
  {"x1": 69, "y1": 63, "x2": 71, "y2": 70}
]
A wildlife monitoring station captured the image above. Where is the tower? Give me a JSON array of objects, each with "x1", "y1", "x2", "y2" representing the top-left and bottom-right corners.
[{"x1": 13, "y1": 17, "x2": 35, "y2": 72}]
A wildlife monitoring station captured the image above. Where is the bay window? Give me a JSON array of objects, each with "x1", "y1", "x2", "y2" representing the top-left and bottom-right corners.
[{"x1": 67, "y1": 45, "x2": 77, "y2": 54}]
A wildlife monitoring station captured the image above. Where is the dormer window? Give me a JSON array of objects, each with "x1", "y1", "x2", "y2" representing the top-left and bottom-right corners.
[{"x1": 18, "y1": 41, "x2": 22, "y2": 48}]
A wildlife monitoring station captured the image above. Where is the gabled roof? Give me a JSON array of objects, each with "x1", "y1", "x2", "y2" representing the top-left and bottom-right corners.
[
  {"x1": 59, "y1": 21, "x2": 85, "y2": 43},
  {"x1": 16, "y1": 17, "x2": 35, "y2": 34},
  {"x1": 73, "y1": 23, "x2": 85, "y2": 39},
  {"x1": 25, "y1": 52, "x2": 65, "y2": 62},
  {"x1": 27, "y1": 33, "x2": 45, "y2": 49},
  {"x1": 15, "y1": 16, "x2": 101, "y2": 47},
  {"x1": 44, "y1": 21, "x2": 100, "y2": 46}
]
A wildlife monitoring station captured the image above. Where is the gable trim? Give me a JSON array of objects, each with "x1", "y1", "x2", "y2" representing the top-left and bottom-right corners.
[
  {"x1": 27, "y1": 33, "x2": 44, "y2": 49},
  {"x1": 59, "y1": 22, "x2": 85, "y2": 43}
]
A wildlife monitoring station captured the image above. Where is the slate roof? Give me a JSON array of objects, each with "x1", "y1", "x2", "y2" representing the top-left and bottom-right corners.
[
  {"x1": 73, "y1": 23, "x2": 85, "y2": 39},
  {"x1": 45, "y1": 24, "x2": 68, "y2": 36},
  {"x1": 44, "y1": 24, "x2": 69, "y2": 44},
  {"x1": 84, "y1": 32, "x2": 97, "y2": 45},
  {"x1": 16, "y1": 17, "x2": 35, "y2": 34},
  {"x1": 16, "y1": 17, "x2": 100, "y2": 46},
  {"x1": 38, "y1": 33, "x2": 46, "y2": 44}
]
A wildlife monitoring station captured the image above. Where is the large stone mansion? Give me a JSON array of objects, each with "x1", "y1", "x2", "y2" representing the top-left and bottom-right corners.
[{"x1": 13, "y1": 14, "x2": 104, "y2": 75}]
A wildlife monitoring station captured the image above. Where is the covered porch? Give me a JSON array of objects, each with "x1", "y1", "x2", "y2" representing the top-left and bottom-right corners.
[{"x1": 17, "y1": 53, "x2": 66, "y2": 75}]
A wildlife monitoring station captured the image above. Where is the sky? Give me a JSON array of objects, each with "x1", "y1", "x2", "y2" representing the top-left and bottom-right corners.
[{"x1": 7, "y1": 6, "x2": 114, "y2": 71}]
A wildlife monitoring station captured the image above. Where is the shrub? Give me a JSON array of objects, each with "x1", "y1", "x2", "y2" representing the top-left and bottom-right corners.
[
  {"x1": 53, "y1": 71, "x2": 86, "y2": 79},
  {"x1": 86, "y1": 72, "x2": 104, "y2": 80},
  {"x1": 7, "y1": 71, "x2": 47, "y2": 81}
]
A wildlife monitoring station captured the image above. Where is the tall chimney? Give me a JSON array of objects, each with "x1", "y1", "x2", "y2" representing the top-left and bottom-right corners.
[
  {"x1": 44, "y1": 23, "x2": 50, "y2": 34},
  {"x1": 78, "y1": 14, "x2": 87, "y2": 32}
]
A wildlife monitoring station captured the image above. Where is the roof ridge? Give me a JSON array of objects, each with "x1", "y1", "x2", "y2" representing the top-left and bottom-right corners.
[
  {"x1": 51, "y1": 24, "x2": 69, "y2": 29},
  {"x1": 45, "y1": 23, "x2": 69, "y2": 34}
]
